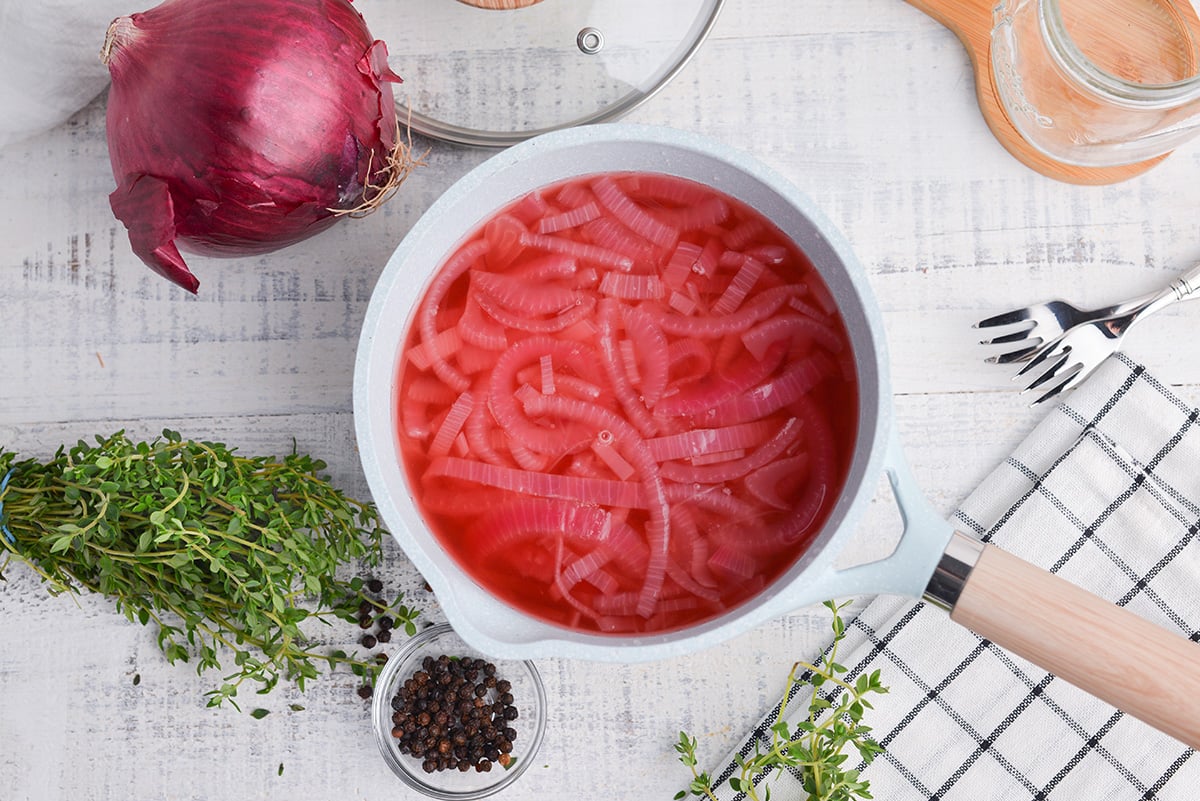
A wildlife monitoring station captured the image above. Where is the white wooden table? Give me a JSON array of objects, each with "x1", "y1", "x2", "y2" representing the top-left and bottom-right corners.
[{"x1": 3, "y1": 2, "x2": 1200, "y2": 799}]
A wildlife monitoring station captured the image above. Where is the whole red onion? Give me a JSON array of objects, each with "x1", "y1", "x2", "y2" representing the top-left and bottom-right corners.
[{"x1": 102, "y1": 0, "x2": 410, "y2": 293}]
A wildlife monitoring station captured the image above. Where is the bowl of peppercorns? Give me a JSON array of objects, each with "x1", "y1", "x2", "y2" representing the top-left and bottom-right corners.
[{"x1": 371, "y1": 622, "x2": 547, "y2": 798}]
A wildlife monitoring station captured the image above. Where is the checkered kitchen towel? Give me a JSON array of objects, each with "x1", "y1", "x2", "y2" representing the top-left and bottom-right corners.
[{"x1": 711, "y1": 353, "x2": 1200, "y2": 800}]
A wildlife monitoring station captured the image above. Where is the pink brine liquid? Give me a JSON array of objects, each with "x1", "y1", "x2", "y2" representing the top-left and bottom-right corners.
[{"x1": 395, "y1": 172, "x2": 859, "y2": 635}]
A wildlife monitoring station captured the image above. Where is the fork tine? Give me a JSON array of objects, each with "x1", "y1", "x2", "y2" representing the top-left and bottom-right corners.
[
  {"x1": 1019, "y1": 349, "x2": 1072, "y2": 391},
  {"x1": 975, "y1": 308, "x2": 1035, "y2": 329},
  {"x1": 1013, "y1": 339, "x2": 1062, "y2": 379},
  {"x1": 1028, "y1": 363, "x2": 1085, "y2": 406},
  {"x1": 978, "y1": 327, "x2": 1037, "y2": 347},
  {"x1": 986, "y1": 344, "x2": 1042, "y2": 365}
]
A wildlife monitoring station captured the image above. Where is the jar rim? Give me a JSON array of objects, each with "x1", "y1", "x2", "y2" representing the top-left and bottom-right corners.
[{"x1": 1040, "y1": 0, "x2": 1200, "y2": 106}]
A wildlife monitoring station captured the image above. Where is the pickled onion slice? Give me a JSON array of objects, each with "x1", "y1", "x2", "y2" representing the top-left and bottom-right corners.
[
  {"x1": 539, "y1": 354, "x2": 556, "y2": 395},
  {"x1": 407, "y1": 375, "x2": 459, "y2": 405},
  {"x1": 407, "y1": 327, "x2": 463, "y2": 372},
  {"x1": 483, "y1": 214, "x2": 525, "y2": 270},
  {"x1": 471, "y1": 269, "x2": 581, "y2": 315},
  {"x1": 592, "y1": 174, "x2": 678, "y2": 248},
  {"x1": 418, "y1": 239, "x2": 489, "y2": 392},
  {"x1": 663, "y1": 242, "x2": 703, "y2": 290},
  {"x1": 537, "y1": 202, "x2": 602, "y2": 234},
  {"x1": 521, "y1": 231, "x2": 634, "y2": 270},
  {"x1": 596, "y1": 299, "x2": 658, "y2": 437},
  {"x1": 645, "y1": 420, "x2": 776, "y2": 462},
  {"x1": 703, "y1": 352, "x2": 836, "y2": 426},
  {"x1": 592, "y1": 430, "x2": 636, "y2": 480},
  {"x1": 659, "y1": 417, "x2": 801, "y2": 484},
  {"x1": 458, "y1": 293, "x2": 508, "y2": 350},
  {"x1": 741, "y1": 313, "x2": 846, "y2": 361},
  {"x1": 654, "y1": 341, "x2": 787, "y2": 418},
  {"x1": 475, "y1": 290, "x2": 596, "y2": 333},
  {"x1": 429, "y1": 391, "x2": 474, "y2": 458},
  {"x1": 620, "y1": 305, "x2": 670, "y2": 407},
  {"x1": 508, "y1": 191, "x2": 550, "y2": 226},
  {"x1": 513, "y1": 253, "x2": 578, "y2": 280},
  {"x1": 579, "y1": 217, "x2": 657, "y2": 264},
  {"x1": 649, "y1": 285, "x2": 799, "y2": 338},
  {"x1": 653, "y1": 196, "x2": 731, "y2": 231},
  {"x1": 599, "y1": 272, "x2": 665, "y2": 301},
  {"x1": 428, "y1": 457, "x2": 645, "y2": 508},
  {"x1": 745, "y1": 454, "x2": 810, "y2": 510},
  {"x1": 712, "y1": 255, "x2": 765, "y2": 315},
  {"x1": 465, "y1": 498, "x2": 607, "y2": 559},
  {"x1": 631, "y1": 173, "x2": 714, "y2": 206},
  {"x1": 665, "y1": 338, "x2": 712, "y2": 385},
  {"x1": 708, "y1": 545, "x2": 757, "y2": 581}
]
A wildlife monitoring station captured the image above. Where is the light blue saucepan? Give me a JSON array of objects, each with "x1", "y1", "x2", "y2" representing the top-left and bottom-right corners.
[{"x1": 354, "y1": 124, "x2": 1200, "y2": 747}]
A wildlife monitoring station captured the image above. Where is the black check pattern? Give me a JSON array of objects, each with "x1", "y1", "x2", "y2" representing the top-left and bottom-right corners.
[{"x1": 709, "y1": 354, "x2": 1200, "y2": 800}]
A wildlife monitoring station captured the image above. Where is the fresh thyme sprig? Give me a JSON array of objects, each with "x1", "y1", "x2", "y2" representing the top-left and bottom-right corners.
[
  {"x1": 674, "y1": 600, "x2": 888, "y2": 801},
  {"x1": 0, "y1": 430, "x2": 420, "y2": 709}
]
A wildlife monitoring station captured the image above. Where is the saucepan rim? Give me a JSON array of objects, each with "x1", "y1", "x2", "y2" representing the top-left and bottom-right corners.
[{"x1": 353, "y1": 122, "x2": 908, "y2": 661}]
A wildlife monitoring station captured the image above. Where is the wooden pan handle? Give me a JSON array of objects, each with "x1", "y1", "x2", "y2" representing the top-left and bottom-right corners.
[{"x1": 950, "y1": 544, "x2": 1200, "y2": 750}]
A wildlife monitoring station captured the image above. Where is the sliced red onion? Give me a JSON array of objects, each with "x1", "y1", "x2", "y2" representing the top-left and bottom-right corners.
[
  {"x1": 591, "y1": 175, "x2": 679, "y2": 249},
  {"x1": 428, "y1": 457, "x2": 645, "y2": 509}
]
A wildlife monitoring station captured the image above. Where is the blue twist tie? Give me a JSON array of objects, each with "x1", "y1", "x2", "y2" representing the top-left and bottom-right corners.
[{"x1": 0, "y1": 468, "x2": 14, "y2": 545}]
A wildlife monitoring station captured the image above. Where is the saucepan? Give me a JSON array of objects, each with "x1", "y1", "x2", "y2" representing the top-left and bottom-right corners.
[{"x1": 353, "y1": 124, "x2": 1200, "y2": 748}]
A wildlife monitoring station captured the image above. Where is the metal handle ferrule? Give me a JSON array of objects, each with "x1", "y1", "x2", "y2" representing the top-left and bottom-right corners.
[{"x1": 923, "y1": 530, "x2": 986, "y2": 611}]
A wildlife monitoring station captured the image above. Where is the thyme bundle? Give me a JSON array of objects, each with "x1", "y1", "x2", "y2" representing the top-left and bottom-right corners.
[
  {"x1": 0, "y1": 430, "x2": 419, "y2": 708},
  {"x1": 675, "y1": 600, "x2": 888, "y2": 801}
]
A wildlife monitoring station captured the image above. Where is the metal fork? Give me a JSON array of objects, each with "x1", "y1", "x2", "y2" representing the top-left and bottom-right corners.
[{"x1": 977, "y1": 261, "x2": 1200, "y2": 404}]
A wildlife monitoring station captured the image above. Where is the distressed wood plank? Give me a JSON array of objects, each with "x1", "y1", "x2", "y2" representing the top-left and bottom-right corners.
[{"x1": 2, "y1": 1, "x2": 1200, "y2": 799}]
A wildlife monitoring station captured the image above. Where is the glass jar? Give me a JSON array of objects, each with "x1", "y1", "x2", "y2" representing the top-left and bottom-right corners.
[{"x1": 991, "y1": 0, "x2": 1200, "y2": 166}]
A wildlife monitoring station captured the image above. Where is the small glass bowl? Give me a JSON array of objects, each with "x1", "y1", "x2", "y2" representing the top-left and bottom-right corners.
[{"x1": 371, "y1": 623, "x2": 547, "y2": 799}]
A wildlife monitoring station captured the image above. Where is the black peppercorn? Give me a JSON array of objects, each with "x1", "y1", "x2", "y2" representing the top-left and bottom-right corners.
[
  {"x1": 362, "y1": 634, "x2": 377, "y2": 649},
  {"x1": 376, "y1": 628, "x2": 392, "y2": 644},
  {"x1": 367, "y1": 578, "x2": 384, "y2": 593},
  {"x1": 387, "y1": 651, "x2": 523, "y2": 775},
  {"x1": 357, "y1": 685, "x2": 373, "y2": 699}
]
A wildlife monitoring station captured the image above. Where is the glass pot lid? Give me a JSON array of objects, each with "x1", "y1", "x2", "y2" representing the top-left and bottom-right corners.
[{"x1": 355, "y1": 0, "x2": 726, "y2": 147}]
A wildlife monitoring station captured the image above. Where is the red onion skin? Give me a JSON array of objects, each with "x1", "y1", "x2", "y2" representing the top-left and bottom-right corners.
[{"x1": 104, "y1": 0, "x2": 401, "y2": 293}]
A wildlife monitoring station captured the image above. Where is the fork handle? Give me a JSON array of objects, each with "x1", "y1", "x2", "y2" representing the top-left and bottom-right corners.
[
  {"x1": 949, "y1": 542, "x2": 1200, "y2": 750},
  {"x1": 1094, "y1": 261, "x2": 1200, "y2": 328},
  {"x1": 1168, "y1": 260, "x2": 1200, "y2": 303}
]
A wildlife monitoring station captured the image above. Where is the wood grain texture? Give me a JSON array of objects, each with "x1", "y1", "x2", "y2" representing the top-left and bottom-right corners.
[
  {"x1": 2, "y1": 1, "x2": 1200, "y2": 799},
  {"x1": 903, "y1": 0, "x2": 1170, "y2": 184},
  {"x1": 951, "y1": 544, "x2": 1200, "y2": 750}
]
